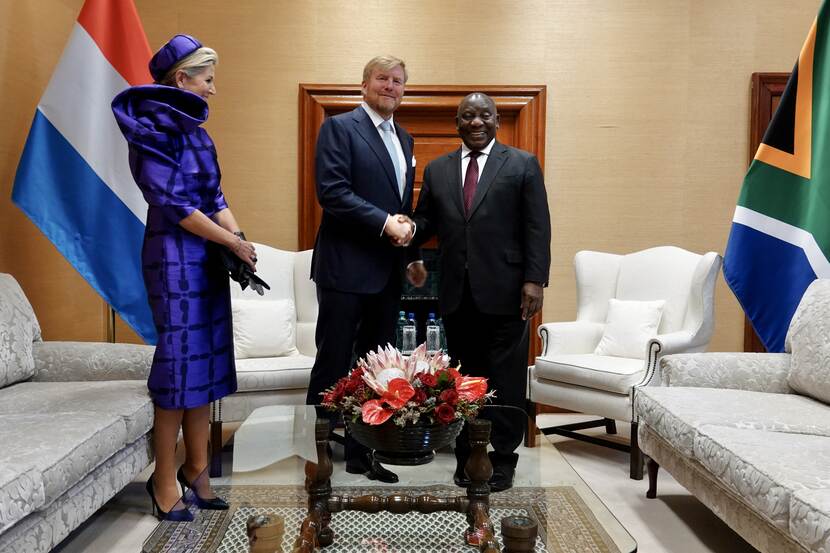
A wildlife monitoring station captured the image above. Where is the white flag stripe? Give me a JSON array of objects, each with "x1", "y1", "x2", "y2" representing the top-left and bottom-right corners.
[
  {"x1": 733, "y1": 205, "x2": 830, "y2": 277},
  {"x1": 38, "y1": 23, "x2": 147, "y2": 224}
]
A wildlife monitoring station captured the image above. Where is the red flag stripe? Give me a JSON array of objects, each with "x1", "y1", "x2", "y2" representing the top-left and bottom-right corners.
[{"x1": 77, "y1": 0, "x2": 152, "y2": 86}]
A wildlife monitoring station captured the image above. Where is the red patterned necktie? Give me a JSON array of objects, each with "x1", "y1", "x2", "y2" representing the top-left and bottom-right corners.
[{"x1": 463, "y1": 151, "x2": 481, "y2": 215}]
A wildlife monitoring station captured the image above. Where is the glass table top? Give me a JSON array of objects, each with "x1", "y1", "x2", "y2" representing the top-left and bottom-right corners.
[{"x1": 214, "y1": 404, "x2": 638, "y2": 553}]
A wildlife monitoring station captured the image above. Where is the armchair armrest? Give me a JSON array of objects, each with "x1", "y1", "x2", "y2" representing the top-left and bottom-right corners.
[
  {"x1": 659, "y1": 352, "x2": 792, "y2": 393},
  {"x1": 538, "y1": 321, "x2": 604, "y2": 356},
  {"x1": 638, "y1": 330, "x2": 713, "y2": 388},
  {"x1": 649, "y1": 330, "x2": 704, "y2": 357},
  {"x1": 32, "y1": 341, "x2": 154, "y2": 382}
]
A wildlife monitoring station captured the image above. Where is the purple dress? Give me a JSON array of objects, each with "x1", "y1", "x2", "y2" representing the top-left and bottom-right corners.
[{"x1": 112, "y1": 85, "x2": 237, "y2": 409}]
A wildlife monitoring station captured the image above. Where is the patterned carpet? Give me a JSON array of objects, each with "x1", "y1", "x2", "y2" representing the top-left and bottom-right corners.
[{"x1": 142, "y1": 484, "x2": 621, "y2": 553}]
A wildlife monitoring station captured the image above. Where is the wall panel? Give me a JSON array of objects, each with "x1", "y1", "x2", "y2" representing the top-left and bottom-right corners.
[{"x1": 0, "y1": 0, "x2": 821, "y2": 349}]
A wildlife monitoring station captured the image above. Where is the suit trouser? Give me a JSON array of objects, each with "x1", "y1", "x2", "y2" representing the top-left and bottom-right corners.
[
  {"x1": 445, "y1": 276, "x2": 529, "y2": 470},
  {"x1": 306, "y1": 275, "x2": 401, "y2": 462}
]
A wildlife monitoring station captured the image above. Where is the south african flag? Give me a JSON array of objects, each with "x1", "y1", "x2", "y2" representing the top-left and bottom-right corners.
[{"x1": 724, "y1": 2, "x2": 830, "y2": 352}]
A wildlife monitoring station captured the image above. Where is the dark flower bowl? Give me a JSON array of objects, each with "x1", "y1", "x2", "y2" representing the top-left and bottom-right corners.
[{"x1": 345, "y1": 418, "x2": 465, "y2": 466}]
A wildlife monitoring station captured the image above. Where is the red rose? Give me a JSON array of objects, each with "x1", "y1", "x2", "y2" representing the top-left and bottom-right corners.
[
  {"x1": 418, "y1": 373, "x2": 438, "y2": 388},
  {"x1": 439, "y1": 388, "x2": 459, "y2": 405},
  {"x1": 412, "y1": 388, "x2": 428, "y2": 404},
  {"x1": 435, "y1": 403, "x2": 456, "y2": 424},
  {"x1": 344, "y1": 377, "x2": 361, "y2": 394}
]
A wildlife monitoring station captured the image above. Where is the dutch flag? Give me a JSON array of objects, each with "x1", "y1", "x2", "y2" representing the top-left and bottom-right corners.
[{"x1": 12, "y1": 0, "x2": 157, "y2": 343}]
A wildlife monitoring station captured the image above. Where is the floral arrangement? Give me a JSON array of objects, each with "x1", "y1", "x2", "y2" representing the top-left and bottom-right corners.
[{"x1": 321, "y1": 343, "x2": 491, "y2": 426}]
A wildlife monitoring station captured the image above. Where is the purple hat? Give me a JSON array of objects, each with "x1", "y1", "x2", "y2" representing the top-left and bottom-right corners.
[{"x1": 149, "y1": 34, "x2": 203, "y2": 82}]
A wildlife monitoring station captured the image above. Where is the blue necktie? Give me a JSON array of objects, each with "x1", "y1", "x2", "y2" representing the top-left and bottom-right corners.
[{"x1": 380, "y1": 120, "x2": 404, "y2": 197}]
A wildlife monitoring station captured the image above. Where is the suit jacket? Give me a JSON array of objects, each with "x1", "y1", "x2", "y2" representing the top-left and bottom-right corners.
[
  {"x1": 412, "y1": 141, "x2": 551, "y2": 315},
  {"x1": 311, "y1": 106, "x2": 415, "y2": 293}
]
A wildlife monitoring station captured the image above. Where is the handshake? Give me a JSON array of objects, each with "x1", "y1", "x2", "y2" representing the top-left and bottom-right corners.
[{"x1": 384, "y1": 213, "x2": 415, "y2": 247}]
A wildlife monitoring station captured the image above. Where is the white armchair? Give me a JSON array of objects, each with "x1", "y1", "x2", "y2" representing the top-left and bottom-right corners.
[
  {"x1": 210, "y1": 243, "x2": 318, "y2": 475},
  {"x1": 527, "y1": 246, "x2": 722, "y2": 479}
]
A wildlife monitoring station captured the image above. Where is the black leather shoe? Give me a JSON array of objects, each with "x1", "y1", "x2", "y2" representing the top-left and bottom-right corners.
[
  {"x1": 453, "y1": 470, "x2": 471, "y2": 488},
  {"x1": 489, "y1": 466, "x2": 515, "y2": 492},
  {"x1": 453, "y1": 461, "x2": 471, "y2": 488},
  {"x1": 345, "y1": 453, "x2": 399, "y2": 483}
]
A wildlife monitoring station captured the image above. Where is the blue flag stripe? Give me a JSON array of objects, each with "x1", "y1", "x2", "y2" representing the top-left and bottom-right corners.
[
  {"x1": 724, "y1": 222, "x2": 816, "y2": 351},
  {"x1": 12, "y1": 110, "x2": 156, "y2": 343}
]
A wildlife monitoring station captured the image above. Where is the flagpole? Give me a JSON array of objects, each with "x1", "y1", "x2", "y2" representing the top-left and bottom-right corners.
[{"x1": 106, "y1": 303, "x2": 116, "y2": 343}]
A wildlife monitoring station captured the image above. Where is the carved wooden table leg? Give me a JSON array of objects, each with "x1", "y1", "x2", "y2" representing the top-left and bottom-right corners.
[
  {"x1": 464, "y1": 419, "x2": 500, "y2": 552},
  {"x1": 293, "y1": 419, "x2": 333, "y2": 552}
]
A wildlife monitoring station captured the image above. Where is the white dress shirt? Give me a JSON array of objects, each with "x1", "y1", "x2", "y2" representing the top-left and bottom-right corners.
[
  {"x1": 460, "y1": 138, "x2": 496, "y2": 187},
  {"x1": 361, "y1": 102, "x2": 413, "y2": 238},
  {"x1": 361, "y1": 102, "x2": 407, "y2": 190}
]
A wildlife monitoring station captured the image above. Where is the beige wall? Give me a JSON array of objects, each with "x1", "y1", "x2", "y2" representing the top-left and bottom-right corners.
[{"x1": 0, "y1": 0, "x2": 820, "y2": 348}]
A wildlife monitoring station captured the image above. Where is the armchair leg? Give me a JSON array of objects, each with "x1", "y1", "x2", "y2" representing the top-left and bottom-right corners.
[
  {"x1": 525, "y1": 400, "x2": 538, "y2": 448},
  {"x1": 646, "y1": 458, "x2": 660, "y2": 498},
  {"x1": 629, "y1": 421, "x2": 643, "y2": 480},
  {"x1": 604, "y1": 418, "x2": 617, "y2": 435},
  {"x1": 209, "y1": 420, "x2": 223, "y2": 478}
]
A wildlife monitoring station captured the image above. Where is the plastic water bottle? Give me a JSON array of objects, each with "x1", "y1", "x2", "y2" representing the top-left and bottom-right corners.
[
  {"x1": 395, "y1": 311, "x2": 407, "y2": 350},
  {"x1": 438, "y1": 317, "x2": 446, "y2": 353},
  {"x1": 426, "y1": 312, "x2": 441, "y2": 354},
  {"x1": 402, "y1": 312, "x2": 417, "y2": 355}
]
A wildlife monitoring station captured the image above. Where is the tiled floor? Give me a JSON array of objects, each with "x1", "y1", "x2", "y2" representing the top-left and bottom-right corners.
[{"x1": 52, "y1": 414, "x2": 759, "y2": 553}]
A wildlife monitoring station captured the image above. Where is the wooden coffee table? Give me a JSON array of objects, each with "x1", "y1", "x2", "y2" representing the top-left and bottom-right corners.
[{"x1": 212, "y1": 405, "x2": 637, "y2": 553}]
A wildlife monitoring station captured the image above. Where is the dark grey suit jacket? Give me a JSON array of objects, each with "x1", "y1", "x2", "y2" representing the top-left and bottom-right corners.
[{"x1": 412, "y1": 141, "x2": 551, "y2": 315}]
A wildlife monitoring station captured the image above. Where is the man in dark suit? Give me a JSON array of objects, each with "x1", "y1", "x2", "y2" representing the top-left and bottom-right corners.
[
  {"x1": 408, "y1": 92, "x2": 551, "y2": 491},
  {"x1": 307, "y1": 56, "x2": 416, "y2": 483}
]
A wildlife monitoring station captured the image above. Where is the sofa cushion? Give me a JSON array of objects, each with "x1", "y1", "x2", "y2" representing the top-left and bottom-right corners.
[
  {"x1": 235, "y1": 355, "x2": 315, "y2": 393},
  {"x1": 693, "y1": 425, "x2": 830, "y2": 530},
  {"x1": 789, "y1": 488, "x2": 830, "y2": 552},
  {"x1": 535, "y1": 354, "x2": 643, "y2": 394},
  {"x1": 594, "y1": 299, "x2": 664, "y2": 359},
  {"x1": 0, "y1": 381, "x2": 152, "y2": 443},
  {"x1": 232, "y1": 298, "x2": 298, "y2": 359},
  {"x1": 0, "y1": 274, "x2": 40, "y2": 388},
  {"x1": 786, "y1": 279, "x2": 830, "y2": 405},
  {"x1": 635, "y1": 387, "x2": 830, "y2": 456},
  {"x1": 0, "y1": 464, "x2": 45, "y2": 534},
  {"x1": 0, "y1": 412, "x2": 127, "y2": 506}
]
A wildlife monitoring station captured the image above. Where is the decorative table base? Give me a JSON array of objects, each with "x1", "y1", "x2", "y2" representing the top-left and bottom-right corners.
[{"x1": 292, "y1": 418, "x2": 522, "y2": 553}]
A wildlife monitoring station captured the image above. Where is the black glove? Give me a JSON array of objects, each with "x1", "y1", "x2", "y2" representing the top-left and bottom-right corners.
[{"x1": 212, "y1": 232, "x2": 270, "y2": 296}]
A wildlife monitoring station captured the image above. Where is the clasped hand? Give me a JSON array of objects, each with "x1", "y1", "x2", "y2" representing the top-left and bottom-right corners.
[
  {"x1": 385, "y1": 214, "x2": 414, "y2": 246},
  {"x1": 230, "y1": 236, "x2": 258, "y2": 270}
]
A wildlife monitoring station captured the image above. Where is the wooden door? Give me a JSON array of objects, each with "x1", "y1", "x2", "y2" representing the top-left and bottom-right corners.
[{"x1": 298, "y1": 84, "x2": 547, "y2": 359}]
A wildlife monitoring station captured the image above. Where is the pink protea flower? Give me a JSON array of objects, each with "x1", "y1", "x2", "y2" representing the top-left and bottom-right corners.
[
  {"x1": 406, "y1": 343, "x2": 451, "y2": 379},
  {"x1": 358, "y1": 343, "x2": 408, "y2": 395}
]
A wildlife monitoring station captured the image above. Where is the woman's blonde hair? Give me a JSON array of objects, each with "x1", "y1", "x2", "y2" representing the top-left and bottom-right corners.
[{"x1": 160, "y1": 47, "x2": 218, "y2": 86}]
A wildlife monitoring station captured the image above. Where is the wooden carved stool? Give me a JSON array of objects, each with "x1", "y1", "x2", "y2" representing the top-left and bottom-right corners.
[{"x1": 247, "y1": 514, "x2": 285, "y2": 553}]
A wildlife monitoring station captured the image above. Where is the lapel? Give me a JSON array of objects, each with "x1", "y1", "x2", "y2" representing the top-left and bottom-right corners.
[
  {"x1": 351, "y1": 107, "x2": 400, "y2": 200},
  {"x1": 395, "y1": 123, "x2": 412, "y2": 203},
  {"x1": 446, "y1": 149, "x2": 465, "y2": 218},
  {"x1": 468, "y1": 141, "x2": 508, "y2": 219}
]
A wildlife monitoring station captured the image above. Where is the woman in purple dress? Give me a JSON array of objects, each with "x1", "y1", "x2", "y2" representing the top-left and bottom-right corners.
[{"x1": 112, "y1": 35, "x2": 256, "y2": 521}]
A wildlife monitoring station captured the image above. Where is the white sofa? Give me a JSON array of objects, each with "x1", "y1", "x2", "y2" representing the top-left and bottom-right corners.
[
  {"x1": 0, "y1": 274, "x2": 155, "y2": 553},
  {"x1": 635, "y1": 279, "x2": 830, "y2": 553},
  {"x1": 210, "y1": 244, "x2": 318, "y2": 474}
]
